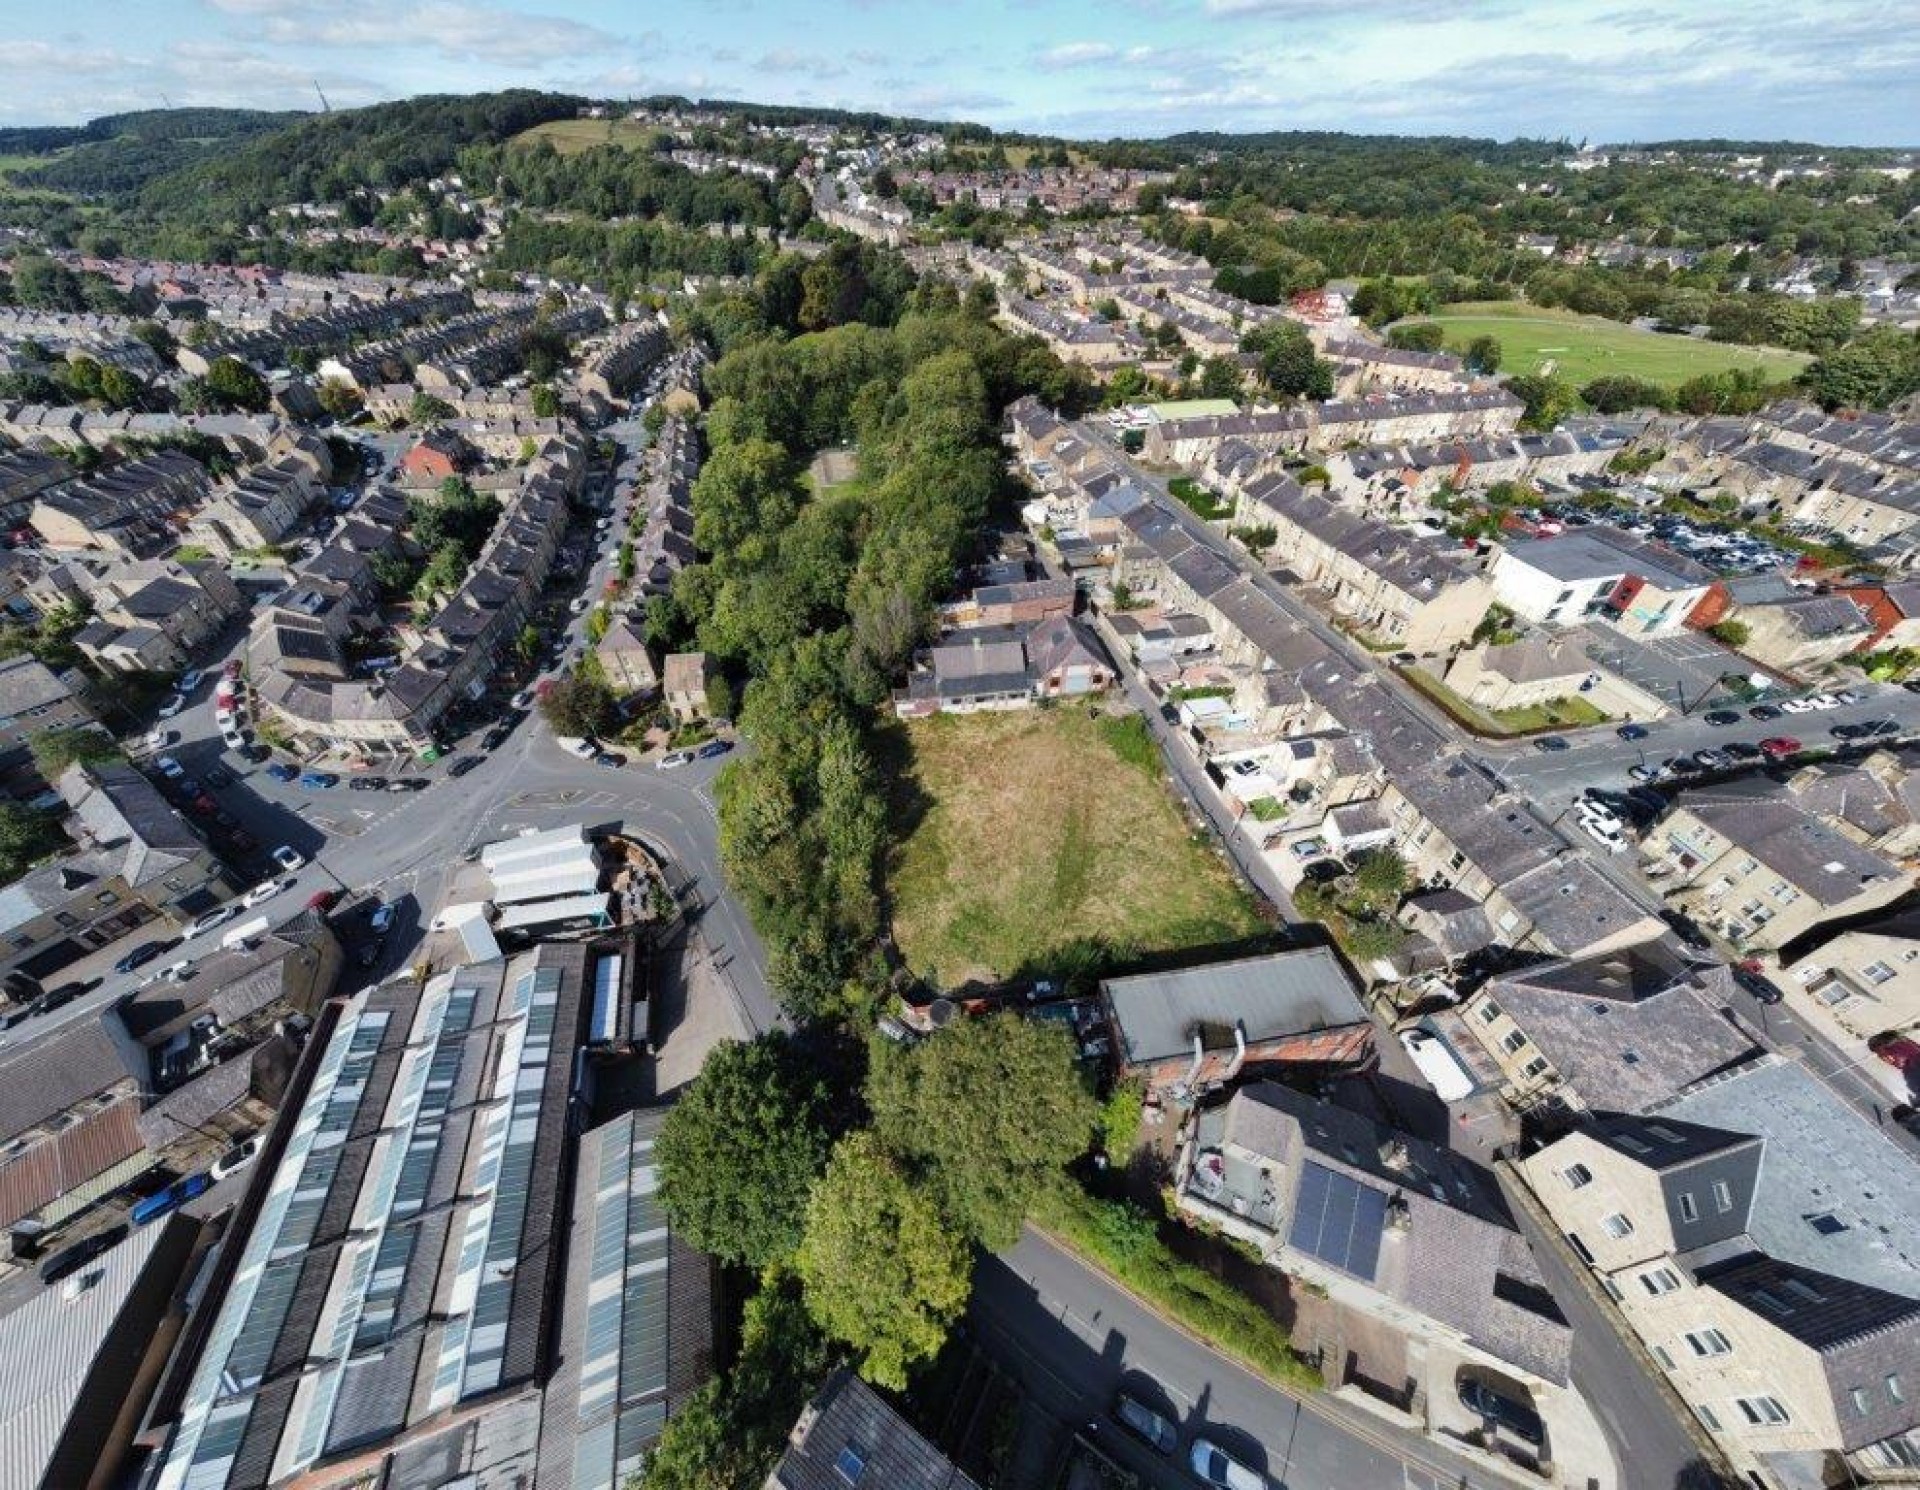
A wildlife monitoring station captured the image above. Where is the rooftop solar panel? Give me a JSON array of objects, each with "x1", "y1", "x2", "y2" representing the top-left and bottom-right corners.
[{"x1": 1290, "y1": 1160, "x2": 1389, "y2": 1281}]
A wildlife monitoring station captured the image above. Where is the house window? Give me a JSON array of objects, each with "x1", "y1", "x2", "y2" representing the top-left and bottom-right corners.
[
  {"x1": 1519, "y1": 1056, "x2": 1550, "y2": 1079},
  {"x1": 1478, "y1": 1001, "x2": 1503, "y2": 1024},
  {"x1": 1601, "y1": 1212, "x2": 1634, "y2": 1239},
  {"x1": 1501, "y1": 1029, "x2": 1529, "y2": 1055},
  {"x1": 1736, "y1": 1396, "x2": 1790, "y2": 1427},
  {"x1": 1862, "y1": 961, "x2": 1897, "y2": 985},
  {"x1": 1678, "y1": 1192, "x2": 1698, "y2": 1223},
  {"x1": 1852, "y1": 1388, "x2": 1872, "y2": 1417},
  {"x1": 1712, "y1": 1181, "x2": 1733, "y2": 1214},
  {"x1": 1652, "y1": 1345, "x2": 1675, "y2": 1370},
  {"x1": 1561, "y1": 1164, "x2": 1593, "y2": 1190},
  {"x1": 1889, "y1": 1375, "x2": 1905, "y2": 1404},
  {"x1": 1602, "y1": 1278, "x2": 1625, "y2": 1302},
  {"x1": 1641, "y1": 1268, "x2": 1681, "y2": 1296},
  {"x1": 1694, "y1": 1404, "x2": 1723, "y2": 1434},
  {"x1": 834, "y1": 1443, "x2": 869, "y2": 1485},
  {"x1": 1568, "y1": 1233, "x2": 1595, "y2": 1264},
  {"x1": 1685, "y1": 1329, "x2": 1732, "y2": 1358}
]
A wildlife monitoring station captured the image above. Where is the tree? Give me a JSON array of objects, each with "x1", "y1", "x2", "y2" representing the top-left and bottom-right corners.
[
  {"x1": 704, "y1": 673, "x2": 736, "y2": 723},
  {"x1": 408, "y1": 391, "x2": 455, "y2": 425},
  {"x1": 1464, "y1": 334, "x2": 1502, "y2": 374},
  {"x1": 867, "y1": 1013, "x2": 1096, "y2": 1249},
  {"x1": 1387, "y1": 321, "x2": 1446, "y2": 353},
  {"x1": 412, "y1": 541, "x2": 470, "y2": 603},
  {"x1": 1580, "y1": 375, "x2": 1667, "y2": 414},
  {"x1": 201, "y1": 355, "x2": 268, "y2": 413},
  {"x1": 1351, "y1": 848, "x2": 1410, "y2": 911},
  {"x1": 1196, "y1": 356, "x2": 1243, "y2": 401},
  {"x1": 317, "y1": 379, "x2": 363, "y2": 419},
  {"x1": 1709, "y1": 619, "x2": 1752, "y2": 648},
  {"x1": 537, "y1": 669, "x2": 616, "y2": 738},
  {"x1": 796, "y1": 1131, "x2": 971, "y2": 1389},
  {"x1": 29, "y1": 726, "x2": 120, "y2": 780},
  {"x1": 1505, "y1": 372, "x2": 1578, "y2": 431},
  {"x1": 529, "y1": 382, "x2": 560, "y2": 418},
  {"x1": 0, "y1": 802, "x2": 64, "y2": 885},
  {"x1": 1240, "y1": 321, "x2": 1331, "y2": 401},
  {"x1": 657, "y1": 1032, "x2": 838, "y2": 1269},
  {"x1": 514, "y1": 623, "x2": 541, "y2": 663}
]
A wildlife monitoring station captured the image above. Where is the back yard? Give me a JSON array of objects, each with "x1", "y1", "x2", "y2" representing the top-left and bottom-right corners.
[{"x1": 887, "y1": 708, "x2": 1265, "y2": 988}]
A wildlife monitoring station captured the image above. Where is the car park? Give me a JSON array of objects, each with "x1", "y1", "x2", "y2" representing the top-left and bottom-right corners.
[
  {"x1": 1459, "y1": 1379, "x2": 1545, "y2": 1446},
  {"x1": 348, "y1": 775, "x2": 388, "y2": 791},
  {"x1": 1112, "y1": 1392, "x2": 1179, "y2": 1455},
  {"x1": 299, "y1": 770, "x2": 339, "y2": 790},
  {"x1": 1615, "y1": 723, "x2": 1649, "y2": 740},
  {"x1": 1532, "y1": 735, "x2": 1569, "y2": 752},
  {"x1": 266, "y1": 762, "x2": 299, "y2": 782},
  {"x1": 1703, "y1": 710, "x2": 1740, "y2": 727},
  {"x1": 271, "y1": 845, "x2": 305, "y2": 871},
  {"x1": 1758, "y1": 736, "x2": 1802, "y2": 758},
  {"x1": 243, "y1": 878, "x2": 289, "y2": 909},
  {"x1": 1188, "y1": 1439, "x2": 1262, "y2": 1490},
  {"x1": 210, "y1": 1134, "x2": 263, "y2": 1181}
]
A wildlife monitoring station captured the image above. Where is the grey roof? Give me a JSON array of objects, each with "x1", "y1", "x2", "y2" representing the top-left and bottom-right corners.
[
  {"x1": 57, "y1": 761, "x2": 202, "y2": 887},
  {"x1": 1482, "y1": 943, "x2": 1757, "y2": 1111},
  {"x1": 0, "y1": 655, "x2": 73, "y2": 716},
  {"x1": 1499, "y1": 854, "x2": 1659, "y2": 957},
  {"x1": 0, "y1": 1010, "x2": 142, "y2": 1141},
  {"x1": 0, "y1": 1214, "x2": 201, "y2": 1490},
  {"x1": 1501, "y1": 525, "x2": 1715, "y2": 590},
  {"x1": 767, "y1": 1368, "x2": 980, "y2": 1490},
  {"x1": 1680, "y1": 796, "x2": 1903, "y2": 906},
  {"x1": 1203, "y1": 1084, "x2": 1571, "y2": 1383},
  {"x1": 1103, "y1": 949, "x2": 1368, "y2": 1066}
]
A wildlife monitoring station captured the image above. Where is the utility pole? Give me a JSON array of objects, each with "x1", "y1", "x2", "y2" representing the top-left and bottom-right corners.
[{"x1": 313, "y1": 81, "x2": 332, "y2": 114}]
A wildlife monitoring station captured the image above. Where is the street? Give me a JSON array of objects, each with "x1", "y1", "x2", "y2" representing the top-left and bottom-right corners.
[{"x1": 974, "y1": 1227, "x2": 1523, "y2": 1490}]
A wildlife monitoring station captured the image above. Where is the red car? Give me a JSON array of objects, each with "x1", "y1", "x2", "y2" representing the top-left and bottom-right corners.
[
  {"x1": 1758, "y1": 736, "x2": 1803, "y2": 759},
  {"x1": 1870, "y1": 1033, "x2": 1920, "y2": 1073},
  {"x1": 305, "y1": 890, "x2": 338, "y2": 913}
]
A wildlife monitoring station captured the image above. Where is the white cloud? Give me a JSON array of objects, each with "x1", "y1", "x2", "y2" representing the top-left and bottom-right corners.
[
  {"x1": 1040, "y1": 41, "x2": 1118, "y2": 66},
  {"x1": 251, "y1": 2, "x2": 620, "y2": 64}
]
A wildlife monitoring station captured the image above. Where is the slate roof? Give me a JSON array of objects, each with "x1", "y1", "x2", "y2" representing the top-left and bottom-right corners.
[
  {"x1": 0, "y1": 655, "x2": 73, "y2": 716},
  {"x1": 1680, "y1": 796, "x2": 1904, "y2": 906},
  {"x1": 1499, "y1": 854, "x2": 1659, "y2": 957},
  {"x1": 767, "y1": 1368, "x2": 980, "y2": 1490},
  {"x1": 1103, "y1": 949, "x2": 1368, "y2": 1066}
]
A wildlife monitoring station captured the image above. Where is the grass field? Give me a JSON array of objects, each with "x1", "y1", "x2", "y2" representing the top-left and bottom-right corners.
[
  {"x1": 1406, "y1": 301, "x2": 1810, "y2": 388},
  {"x1": 887, "y1": 709, "x2": 1264, "y2": 987},
  {"x1": 511, "y1": 117, "x2": 666, "y2": 154}
]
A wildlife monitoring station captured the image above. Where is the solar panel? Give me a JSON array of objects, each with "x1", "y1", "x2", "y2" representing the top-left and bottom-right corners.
[{"x1": 1290, "y1": 1161, "x2": 1389, "y2": 1280}]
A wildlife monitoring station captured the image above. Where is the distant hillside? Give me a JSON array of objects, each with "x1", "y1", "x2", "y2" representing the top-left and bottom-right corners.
[
  {"x1": 1162, "y1": 128, "x2": 1565, "y2": 164},
  {"x1": 14, "y1": 109, "x2": 306, "y2": 197}
]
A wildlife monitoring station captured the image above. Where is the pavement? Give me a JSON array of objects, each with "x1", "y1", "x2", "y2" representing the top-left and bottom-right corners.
[{"x1": 974, "y1": 1227, "x2": 1535, "y2": 1490}]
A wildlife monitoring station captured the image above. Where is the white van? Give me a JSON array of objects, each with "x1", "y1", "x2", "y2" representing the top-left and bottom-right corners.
[
  {"x1": 221, "y1": 915, "x2": 273, "y2": 951},
  {"x1": 1399, "y1": 1028, "x2": 1477, "y2": 1102}
]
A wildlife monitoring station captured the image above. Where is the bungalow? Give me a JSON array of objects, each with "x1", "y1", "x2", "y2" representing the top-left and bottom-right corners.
[{"x1": 892, "y1": 615, "x2": 1111, "y2": 718}]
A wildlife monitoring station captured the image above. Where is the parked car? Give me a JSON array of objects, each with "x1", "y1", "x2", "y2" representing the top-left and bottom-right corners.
[
  {"x1": 1832, "y1": 722, "x2": 1872, "y2": 741},
  {"x1": 271, "y1": 845, "x2": 305, "y2": 872},
  {"x1": 511, "y1": 688, "x2": 536, "y2": 710},
  {"x1": 265, "y1": 762, "x2": 299, "y2": 783},
  {"x1": 155, "y1": 693, "x2": 187, "y2": 719},
  {"x1": 112, "y1": 944, "x2": 174, "y2": 979},
  {"x1": 696, "y1": 738, "x2": 733, "y2": 760},
  {"x1": 241, "y1": 744, "x2": 271, "y2": 763},
  {"x1": 1703, "y1": 710, "x2": 1741, "y2": 726},
  {"x1": 1732, "y1": 967, "x2": 1784, "y2": 1005},
  {"x1": 448, "y1": 755, "x2": 482, "y2": 777},
  {"x1": 306, "y1": 889, "x2": 338, "y2": 913},
  {"x1": 1723, "y1": 741, "x2": 1764, "y2": 761},
  {"x1": 1692, "y1": 748, "x2": 1732, "y2": 770},
  {"x1": 222, "y1": 658, "x2": 243, "y2": 680},
  {"x1": 368, "y1": 901, "x2": 398, "y2": 933},
  {"x1": 1188, "y1": 1439, "x2": 1263, "y2": 1490},
  {"x1": 1628, "y1": 763, "x2": 1661, "y2": 782},
  {"x1": 348, "y1": 775, "x2": 388, "y2": 792},
  {"x1": 593, "y1": 751, "x2": 626, "y2": 769},
  {"x1": 1615, "y1": 723, "x2": 1649, "y2": 740},
  {"x1": 299, "y1": 770, "x2": 339, "y2": 790},
  {"x1": 386, "y1": 777, "x2": 428, "y2": 792},
  {"x1": 1856, "y1": 719, "x2": 1901, "y2": 738},
  {"x1": 1806, "y1": 693, "x2": 1843, "y2": 710},
  {"x1": 185, "y1": 906, "x2": 239, "y2": 939},
  {"x1": 203, "y1": 764, "x2": 235, "y2": 789},
  {"x1": 1748, "y1": 703, "x2": 1784, "y2": 721},
  {"x1": 1833, "y1": 689, "x2": 1864, "y2": 706},
  {"x1": 657, "y1": 749, "x2": 694, "y2": 770},
  {"x1": 1532, "y1": 735, "x2": 1570, "y2": 752},
  {"x1": 1112, "y1": 1392, "x2": 1179, "y2": 1455},
  {"x1": 1779, "y1": 697, "x2": 1818, "y2": 714},
  {"x1": 154, "y1": 755, "x2": 186, "y2": 779},
  {"x1": 210, "y1": 1134, "x2": 263, "y2": 1182},
  {"x1": 131, "y1": 1173, "x2": 211, "y2": 1226},
  {"x1": 1758, "y1": 736, "x2": 1802, "y2": 759},
  {"x1": 243, "y1": 878, "x2": 289, "y2": 909},
  {"x1": 1458, "y1": 1379, "x2": 1545, "y2": 1446},
  {"x1": 1578, "y1": 816, "x2": 1627, "y2": 853},
  {"x1": 177, "y1": 669, "x2": 205, "y2": 694},
  {"x1": 358, "y1": 936, "x2": 386, "y2": 968},
  {"x1": 1290, "y1": 838, "x2": 1327, "y2": 860},
  {"x1": 142, "y1": 728, "x2": 179, "y2": 752},
  {"x1": 38, "y1": 1223, "x2": 129, "y2": 1284}
]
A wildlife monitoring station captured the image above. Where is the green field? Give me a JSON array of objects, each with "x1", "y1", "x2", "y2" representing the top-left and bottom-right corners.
[
  {"x1": 511, "y1": 117, "x2": 666, "y2": 155},
  {"x1": 888, "y1": 709, "x2": 1264, "y2": 988},
  {"x1": 1405, "y1": 301, "x2": 1810, "y2": 388}
]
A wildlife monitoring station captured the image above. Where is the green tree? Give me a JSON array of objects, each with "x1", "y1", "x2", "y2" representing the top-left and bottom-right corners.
[
  {"x1": 1240, "y1": 321, "x2": 1332, "y2": 400},
  {"x1": 514, "y1": 623, "x2": 541, "y2": 663},
  {"x1": 867, "y1": 1013, "x2": 1096, "y2": 1249},
  {"x1": 529, "y1": 382, "x2": 560, "y2": 418},
  {"x1": 201, "y1": 355, "x2": 269, "y2": 412},
  {"x1": 0, "y1": 802, "x2": 65, "y2": 885},
  {"x1": 317, "y1": 379, "x2": 362, "y2": 419},
  {"x1": 1464, "y1": 334, "x2": 1502, "y2": 374},
  {"x1": 1197, "y1": 355, "x2": 1243, "y2": 400},
  {"x1": 1505, "y1": 372, "x2": 1579, "y2": 430},
  {"x1": 1580, "y1": 375, "x2": 1667, "y2": 414},
  {"x1": 537, "y1": 669, "x2": 617, "y2": 738},
  {"x1": 1710, "y1": 619, "x2": 1752, "y2": 648},
  {"x1": 656, "y1": 1032, "x2": 838, "y2": 1269},
  {"x1": 408, "y1": 391, "x2": 455, "y2": 424},
  {"x1": 1387, "y1": 321, "x2": 1446, "y2": 353},
  {"x1": 29, "y1": 726, "x2": 120, "y2": 780},
  {"x1": 797, "y1": 1131, "x2": 971, "y2": 1389},
  {"x1": 1351, "y1": 848, "x2": 1410, "y2": 911},
  {"x1": 412, "y1": 541, "x2": 469, "y2": 603}
]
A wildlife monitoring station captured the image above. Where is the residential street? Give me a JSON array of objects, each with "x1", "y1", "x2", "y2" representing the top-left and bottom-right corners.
[{"x1": 973, "y1": 1227, "x2": 1531, "y2": 1490}]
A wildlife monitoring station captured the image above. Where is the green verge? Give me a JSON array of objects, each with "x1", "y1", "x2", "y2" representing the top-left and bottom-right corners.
[{"x1": 1031, "y1": 1181, "x2": 1322, "y2": 1394}]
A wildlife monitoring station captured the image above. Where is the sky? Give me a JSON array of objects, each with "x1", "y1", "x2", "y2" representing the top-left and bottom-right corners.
[{"x1": 3, "y1": 0, "x2": 1917, "y2": 146}]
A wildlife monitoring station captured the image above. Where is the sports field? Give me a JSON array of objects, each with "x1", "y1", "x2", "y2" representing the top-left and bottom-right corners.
[
  {"x1": 511, "y1": 118, "x2": 665, "y2": 154},
  {"x1": 1405, "y1": 301, "x2": 1810, "y2": 388}
]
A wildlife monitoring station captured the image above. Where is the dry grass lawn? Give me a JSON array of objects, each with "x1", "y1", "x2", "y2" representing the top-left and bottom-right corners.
[{"x1": 888, "y1": 709, "x2": 1264, "y2": 987}]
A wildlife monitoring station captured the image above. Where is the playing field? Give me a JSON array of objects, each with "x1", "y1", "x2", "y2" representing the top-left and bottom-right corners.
[
  {"x1": 511, "y1": 117, "x2": 664, "y2": 154},
  {"x1": 887, "y1": 709, "x2": 1264, "y2": 988},
  {"x1": 1406, "y1": 301, "x2": 1810, "y2": 389}
]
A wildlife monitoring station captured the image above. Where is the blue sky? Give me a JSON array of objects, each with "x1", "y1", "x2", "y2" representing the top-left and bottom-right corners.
[{"x1": 5, "y1": 1, "x2": 1916, "y2": 145}]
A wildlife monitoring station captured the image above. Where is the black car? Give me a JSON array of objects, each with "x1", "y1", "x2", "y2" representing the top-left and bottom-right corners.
[
  {"x1": 482, "y1": 723, "x2": 513, "y2": 750},
  {"x1": 447, "y1": 755, "x2": 482, "y2": 778},
  {"x1": 1703, "y1": 710, "x2": 1741, "y2": 727},
  {"x1": 113, "y1": 939, "x2": 174, "y2": 975},
  {"x1": 593, "y1": 751, "x2": 627, "y2": 769},
  {"x1": 203, "y1": 764, "x2": 235, "y2": 789},
  {"x1": 1733, "y1": 967, "x2": 1784, "y2": 1005},
  {"x1": 30, "y1": 979, "x2": 91, "y2": 1015},
  {"x1": 1858, "y1": 719, "x2": 1901, "y2": 738},
  {"x1": 1615, "y1": 723, "x2": 1649, "y2": 740},
  {"x1": 1459, "y1": 1379, "x2": 1545, "y2": 1446},
  {"x1": 1723, "y1": 741, "x2": 1765, "y2": 761},
  {"x1": 348, "y1": 775, "x2": 389, "y2": 791},
  {"x1": 1111, "y1": 1392, "x2": 1179, "y2": 1455},
  {"x1": 1532, "y1": 735, "x2": 1570, "y2": 753},
  {"x1": 696, "y1": 738, "x2": 733, "y2": 760},
  {"x1": 388, "y1": 778, "x2": 429, "y2": 792},
  {"x1": 1832, "y1": 722, "x2": 1870, "y2": 741},
  {"x1": 357, "y1": 937, "x2": 386, "y2": 968},
  {"x1": 240, "y1": 744, "x2": 271, "y2": 764},
  {"x1": 1749, "y1": 703, "x2": 1784, "y2": 720},
  {"x1": 38, "y1": 1223, "x2": 129, "y2": 1284}
]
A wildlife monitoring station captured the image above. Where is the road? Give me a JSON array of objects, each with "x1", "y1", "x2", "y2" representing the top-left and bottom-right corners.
[{"x1": 973, "y1": 1227, "x2": 1525, "y2": 1490}]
